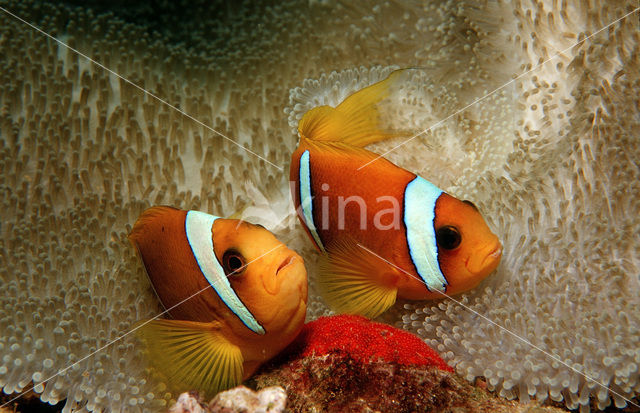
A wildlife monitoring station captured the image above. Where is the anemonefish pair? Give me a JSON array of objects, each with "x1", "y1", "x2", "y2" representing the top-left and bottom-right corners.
[
  {"x1": 290, "y1": 70, "x2": 502, "y2": 318},
  {"x1": 129, "y1": 206, "x2": 307, "y2": 397}
]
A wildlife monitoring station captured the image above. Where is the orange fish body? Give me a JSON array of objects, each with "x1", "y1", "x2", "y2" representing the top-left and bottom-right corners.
[
  {"x1": 289, "y1": 70, "x2": 502, "y2": 318},
  {"x1": 129, "y1": 206, "x2": 307, "y2": 396}
]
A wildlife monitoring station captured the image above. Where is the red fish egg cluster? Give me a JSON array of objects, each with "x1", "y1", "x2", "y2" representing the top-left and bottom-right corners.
[{"x1": 287, "y1": 315, "x2": 453, "y2": 371}]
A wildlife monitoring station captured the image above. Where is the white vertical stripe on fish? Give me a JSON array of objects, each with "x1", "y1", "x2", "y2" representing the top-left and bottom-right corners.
[
  {"x1": 185, "y1": 210, "x2": 265, "y2": 334},
  {"x1": 299, "y1": 150, "x2": 326, "y2": 252},
  {"x1": 403, "y1": 177, "x2": 447, "y2": 292}
]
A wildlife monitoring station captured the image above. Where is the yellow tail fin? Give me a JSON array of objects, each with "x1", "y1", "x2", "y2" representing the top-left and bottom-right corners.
[
  {"x1": 298, "y1": 70, "x2": 408, "y2": 147},
  {"x1": 136, "y1": 319, "x2": 243, "y2": 398},
  {"x1": 318, "y1": 238, "x2": 399, "y2": 319}
]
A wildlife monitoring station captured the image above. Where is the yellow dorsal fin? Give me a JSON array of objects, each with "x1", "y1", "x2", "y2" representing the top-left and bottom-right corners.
[
  {"x1": 136, "y1": 319, "x2": 243, "y2": 398},
  {"x1": 298, "y1": 69, "x2": 408, "y2": 147},
  {"x1": 318, "y1": 238, "x2": 399, "y2": 319}
]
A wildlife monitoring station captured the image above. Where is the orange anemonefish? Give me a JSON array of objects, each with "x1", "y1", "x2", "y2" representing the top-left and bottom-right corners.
[
  {"x1": 289, "y1": 70, "x2": 502, "y2": 319},
  {"x1": 128, "y1": 206, "x2": 307, "y2": 397}
]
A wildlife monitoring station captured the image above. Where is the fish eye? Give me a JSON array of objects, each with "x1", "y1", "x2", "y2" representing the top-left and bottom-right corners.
[
  {"x1": 436, "y1": 225, "x2": 462, "y2": 250},
  {"x1": 222, "y1": 249, "x2": 246, "y2": 276},
  {"x1": 462, "y1": 200, "x2": 478, "y2": 211}
]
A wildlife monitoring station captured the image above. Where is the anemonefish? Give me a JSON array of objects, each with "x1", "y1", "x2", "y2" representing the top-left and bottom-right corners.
[
  {"x1": 289, "y1": 70, "x2": 502, "y2": 319},
  {"x1": 128, "y1": 206, "x2": 307, "y2": 397}
]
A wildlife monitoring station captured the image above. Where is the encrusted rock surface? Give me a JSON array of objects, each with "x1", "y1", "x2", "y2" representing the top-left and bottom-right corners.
[
  {"x1": 251, "y1": 348, "x2": 566, "y2": 413},
  {"x1": 246, "y1": 315, "x2": 566, "y2": 412},
  {"x1": 169, "y1": 393, "x2": 206, "y2": 413},
  {"x1": 168, "y1": 387, "x2": 286, "y2": 413},
  {"x1": 208, "y1": 386, "x2": 286, "y2": 413}
]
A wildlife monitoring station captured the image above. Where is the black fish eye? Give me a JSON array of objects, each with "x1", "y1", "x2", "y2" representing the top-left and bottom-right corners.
[
  {"x1": 462, "y1": 200, "x2": 478, "y2": 211},
  {"x1": 436, "y1": 226, "x2": 462, "y2": 250},
  {"x1": 222, "y1": 249, "x2": 246, "y2": 275}
]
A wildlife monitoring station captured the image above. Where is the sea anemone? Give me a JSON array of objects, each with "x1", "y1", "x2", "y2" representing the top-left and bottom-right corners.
[{"x1": 0, "y1": 1, "x2": 638, "y2": 412}]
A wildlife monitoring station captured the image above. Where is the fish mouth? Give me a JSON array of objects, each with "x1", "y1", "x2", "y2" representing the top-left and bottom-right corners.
[
  {"x1": 276, "y1": 255, "x2": 296, "y2": 276},
  {"x1": 466, "y1": 242, "x2": 502, "y2": 276},
  {"x1": 488, "y1": 244, "x2": 502, "y2": 259},
  {"x1": 481, "y1": 243, "x2": 503, "y2": 268}
]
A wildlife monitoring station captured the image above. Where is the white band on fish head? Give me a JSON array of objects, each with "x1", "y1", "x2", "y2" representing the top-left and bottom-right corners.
[
  {"x1": 299, "y1": 150, "x2": 326, "y2": 252},
  {"x1": 403, "y1": 176, "x2": 448, "y2": 292},
  {"x1": 185, "y1": 210, "x2": 266, "y2": 335}
]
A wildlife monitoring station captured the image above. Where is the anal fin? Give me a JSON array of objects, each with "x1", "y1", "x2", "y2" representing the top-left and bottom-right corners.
[
  {"x1": 319, "y1": 238, "x2": 398, "y2": 319},
  {"x1": 136, "y1": 319, "x2": 243, "y2": 398}
]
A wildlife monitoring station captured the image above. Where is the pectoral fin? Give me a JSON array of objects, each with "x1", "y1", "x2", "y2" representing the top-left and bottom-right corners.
[
  {"x1": 136, "y1": 319, "x2": 243, "y2": 398},
  {"x1": 318, "y1": 238, "x2": 399, "y2": 319}
]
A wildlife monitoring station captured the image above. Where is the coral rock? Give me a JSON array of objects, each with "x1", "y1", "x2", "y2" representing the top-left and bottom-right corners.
[
  {"x1": 208, "y1": 386, "x2": 286, "y2": 413},
  {"x1": 169, "y1": 392, "x2": 207, "y2": 413},
  {"x1": 251, "y1": 315, "x2": 565, "y2": 412},
  {"x1": 168, "y1": 387, "x2": 286, "y2": 413}
]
